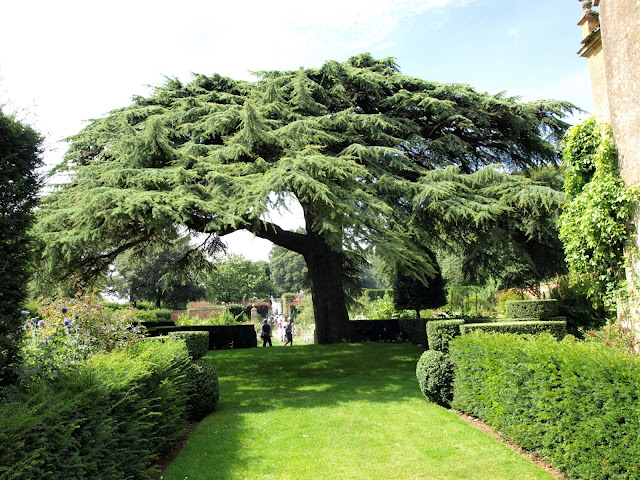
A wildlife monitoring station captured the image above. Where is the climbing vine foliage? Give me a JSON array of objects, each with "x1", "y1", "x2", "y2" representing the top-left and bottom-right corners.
[{"x1": 559, "y1": 117, "x2": 638, "y2": 309}]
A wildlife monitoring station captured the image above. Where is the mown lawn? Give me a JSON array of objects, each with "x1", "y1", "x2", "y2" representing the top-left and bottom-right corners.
[{"x1": 160, "y1": 342, "x2": 554, "y2": 480}]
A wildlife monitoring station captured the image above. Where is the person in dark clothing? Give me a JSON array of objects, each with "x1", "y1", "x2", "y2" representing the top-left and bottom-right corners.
[{"x1": 260, "y1": 319, "x2": 272, "y2": 347}]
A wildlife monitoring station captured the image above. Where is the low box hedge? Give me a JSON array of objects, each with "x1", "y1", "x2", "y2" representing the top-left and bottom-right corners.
[
  {"x1": 398, "y1": 318, "x2": 428, "y2": 345},
  {"x1": 460, "y1": 320, "x2": 567, "y2": 339},
  {"x1": 146, "y1": 324, "x2": 258, "y2": 349},
  {"x1": 347, "y1": 319, "x2": 428, "y2": 344},
  {"x1": 505, "y1": 299, "x2": 558, "y2": 320},
  {"x1": 132, "y1": 308, "x2": 173, "y2": 323},
  {"x1": 426, "y1": 319, "x2": 465, "y2": 352},
  {"x1": 187, "y1": 359, "x2": 219, "y2": 421},
  {"x1": 463, "y1": 317, "x2": 499, "y2": 324},
  {"x1": 416, "y1": 350, "x2": 454, "y2": 406},
  {"x1": 141, "y1": 320, "x2": 175, "y2": 328},
  {"x1": 450, "y1": 333, "x2": 640, "y2": 480},
  {"x1": 168, "y1": 331, "x2": 209, "y2": 360},
  {"x1": 349, "y1": 319, "x2": 402, "y2": 342}
]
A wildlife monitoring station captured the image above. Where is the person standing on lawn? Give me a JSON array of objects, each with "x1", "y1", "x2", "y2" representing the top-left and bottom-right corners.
[
  {"x1": 283, "y1": 318, "x2": 294, "y2": 346},
  {"x1": 260, "y1": 319, "x2": 272, "y2": 347}
]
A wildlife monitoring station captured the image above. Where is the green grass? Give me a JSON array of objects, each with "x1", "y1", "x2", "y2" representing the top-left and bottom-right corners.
[{"x1": 160, "y1": 343, "x2": 555, "y2": 480}]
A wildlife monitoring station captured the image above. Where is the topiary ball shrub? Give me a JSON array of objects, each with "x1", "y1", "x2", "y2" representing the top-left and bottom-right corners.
[
  {"x1": 416, "y1": 350, "x2": 454, "y2": 407},
  {"x1": 168, "y1": 331, "x2": 209, "y2": 360},
  {"x1": 187, "y1": 359, "x2": 219, "y2": 421}
]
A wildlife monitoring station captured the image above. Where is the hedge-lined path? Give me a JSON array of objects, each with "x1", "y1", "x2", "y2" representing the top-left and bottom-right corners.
[{"x1": 159, "y1": 343, "x2": 557, "y2": 480}]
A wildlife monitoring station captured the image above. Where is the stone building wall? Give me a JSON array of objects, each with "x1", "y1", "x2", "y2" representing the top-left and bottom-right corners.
[
  {"x1": 578, "y1": 0, "x2": 640, "y2": 187},
  {"x1": 578, "y1": 5, "x2": 610, "y2": 123},
  {"x1": 599, "y1": 0, "x2": 640, "y2": 187},
  {"x1": 577, "y1": 0, "x2": 640, "y2": 329}
]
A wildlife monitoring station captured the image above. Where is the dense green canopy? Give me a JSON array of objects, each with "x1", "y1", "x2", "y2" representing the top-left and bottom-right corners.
[
  {"x1": 205, "y1": 254, "x2": 273, "y2": 303},
  {"x1": 435, "y1": 166, "x2": 568, "y2": 291},
  {"x1": 36, "y1": 53, "x2": 574, "y2": 342},
  {"x1": 1, "y1": 108, "x2": 43, "y2": 388},
  {"x1": 107, "y1": 236, "x2": 212, "y2": 309},
  {"x1": 268, "y1": 244, "x2": 308, "y2": 297}
]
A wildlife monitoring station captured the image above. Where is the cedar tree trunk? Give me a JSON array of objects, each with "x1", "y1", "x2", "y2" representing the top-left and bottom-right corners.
[
  {"x1": 251, "y1": 220, "x2": 354, "y2": 344},
  {"x1": 304, "y1": 236, "x2": 353, "y2": 344}
]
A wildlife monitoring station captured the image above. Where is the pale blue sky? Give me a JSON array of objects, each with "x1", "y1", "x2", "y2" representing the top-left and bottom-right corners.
[{"x1": 0, "y1": 0, "x2": 592, "y2": 260}]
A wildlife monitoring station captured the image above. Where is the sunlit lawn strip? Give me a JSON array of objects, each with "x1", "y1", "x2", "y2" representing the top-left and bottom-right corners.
[{"x1": 161, "y1": 343, "x2": 554, "y2": 480}]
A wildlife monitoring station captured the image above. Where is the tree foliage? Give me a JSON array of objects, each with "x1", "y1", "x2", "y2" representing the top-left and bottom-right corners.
[
  {"x1": 392, "y1": 267, "x2": 446, "y2": 319},
  {"x1": 437, "y1": 166, "x2": 567, "y2": 291},
  {"x1": 35, "y1": 53, "x2": 575, "y2": 343},
  {"x1": 0, "y1": 107, "x2": 43, "y2": 389},
  {"x1": 268, "y1": 244, "x2": 308, "y2": 296},
  {"x1": 108, "y1": 236, "x2": 212, "y2": 309},
  {"x1": 559, "y1": 117, "x2": 638, "y2": 310},
  {"x1": 205, "y1": 254, "x2": 273, "y2": 303}
]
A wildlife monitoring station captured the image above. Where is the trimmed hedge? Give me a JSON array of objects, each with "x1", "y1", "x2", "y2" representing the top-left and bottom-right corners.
[
  {"x1": 426, "y1": 319, "x2": 465, "y2": 352},
  {"x1": 147, "y1": 324, "x2": 258, "y2": 349},
  {"x1": 131, "y1": 308, "x2": 173, "y2": 322},
  {"x1": 282, "y1": 293, "x2": 298, "y2": 315},
  {"x1": 347, "y1": 319, "x2": 427, "y2": 344},
  {"x1": 0, "y1": 339, "x2": 191, "y2": 480},
  {"x1": 169, "y1": 331, "x2": 209, "y2": 360},
  {"x1": 505, "y1": 299, "x2": 558, "y2": 320},
  {"x1": 502, "y1": 316, "x2": 566, "y2": 323},
  {"x1": 349, "y1": 319, "x2": 401, "y2": 342},
  {"x1": 398, "y1": 318, "x2": 428, "y2": 345},
  {"x1": 416, "y1": 350, "x2": 454, "y2": 406},
  {"x1": 141, "y1": 320, "x2": 175, "y2": 328},
  {"x1": 187, "y1": 359, "x2": 220, "y2": 421},
  {"x1": 460, "y1": 320, "x2": 567, "y2": 340},
  {"x1": 462, "y1": 317, "x2": 500, "y2": 324},
  {"x1": 450, "y1": 333, "x2": 640, "y2": 480},
  {"x1": 419, "y1": 318, "x2": 566, "y2": 408}
]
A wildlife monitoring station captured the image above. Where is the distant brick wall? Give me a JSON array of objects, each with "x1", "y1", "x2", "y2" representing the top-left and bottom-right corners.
[
  {"x1": 170, "y1": 310, "x2": 187, "y2": 322},
  {"x1": 170, "y1": 307, "x2": 226, "y2": 322},
  {"x1": 189, "y1": 307, "x2": 226, "y2": 320}
]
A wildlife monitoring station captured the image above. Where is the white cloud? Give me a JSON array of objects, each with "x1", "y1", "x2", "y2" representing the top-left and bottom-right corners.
[{"x1": 1, "y1": 0, "x2": 473, "y2": 170}]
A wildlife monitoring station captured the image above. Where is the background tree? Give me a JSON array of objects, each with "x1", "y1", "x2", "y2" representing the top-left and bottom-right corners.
[
  {"x1": 35, "y1": 53, "x2": 574, "y2": 343},
  {"x1": 0, "y1": 107, "x2": 43, "y2": 390},
  {"x1": 358, "y1": 254, "x2": 388, "y2": 290},
  {"x1": 392, "y1": 265, "x2": 446, "y2": 319},
  {"x1": 107, "y1": 236, "x2": 211, "y2": 309},
  {"x1": 437, "y1": 166, "x2": 567, "y2": 292},
  {"x1": 205, "y1": 254, "x2": 273, "y2": 303},
  {"x1": 268, "y1": 244, "x2": 308, "y2": 296}
]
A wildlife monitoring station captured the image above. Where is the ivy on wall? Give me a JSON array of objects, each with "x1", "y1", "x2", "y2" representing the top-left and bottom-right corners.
[{"x1": 559, "y1": 117, "x2": 638, "y2": 310}]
